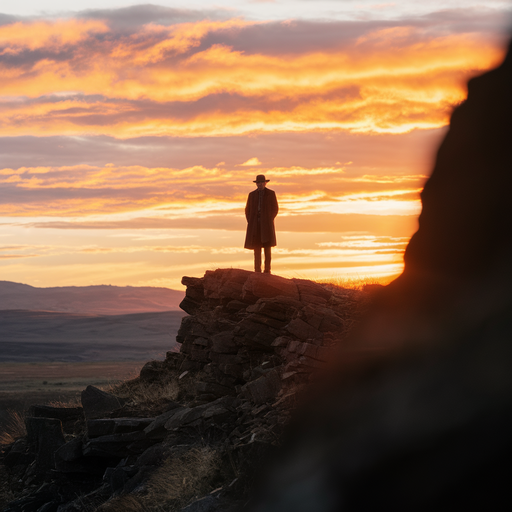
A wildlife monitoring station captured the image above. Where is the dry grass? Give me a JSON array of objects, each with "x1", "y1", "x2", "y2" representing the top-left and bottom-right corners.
[
  {"x1": 97, "y1": 447, "x2": 220, "y2": 512},
  {"x1": 146, "y1": 447, "x2": 220, "y2": 508},
  {"x1": 109, "y1": 376, "x2": 179, "y2": 406},
  {"x1": 317, "y1": 274, "x2": 395, "y2": 291},
  {"x1": 0, "y1": 410, "x2": 27, "y2": 445},
  {"x1": 46, "y1": 395, "x2": 82, "y2": 408}
]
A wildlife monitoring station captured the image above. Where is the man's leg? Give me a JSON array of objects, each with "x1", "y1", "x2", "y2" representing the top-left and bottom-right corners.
[
  {"x1": 254, "y1": 247, "x2": 262, "y2": 272},
  {"x1": 263, "y1": 246, "x2": 271, "y2": 274}
]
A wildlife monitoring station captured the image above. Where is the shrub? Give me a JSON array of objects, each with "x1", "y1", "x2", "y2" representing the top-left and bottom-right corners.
[{"x1": 0, "y1": 410, "x2": 26, "y2": 445}]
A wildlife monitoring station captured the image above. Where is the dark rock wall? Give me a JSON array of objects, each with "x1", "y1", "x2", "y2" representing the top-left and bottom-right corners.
[{"x1": 405, "y1": 40, "x2": 512, "y2": 280}]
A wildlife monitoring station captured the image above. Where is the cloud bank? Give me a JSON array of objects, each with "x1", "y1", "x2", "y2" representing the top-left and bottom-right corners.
[{"x1": 0, "y1": 10, "x2": 504, "y2": 138}]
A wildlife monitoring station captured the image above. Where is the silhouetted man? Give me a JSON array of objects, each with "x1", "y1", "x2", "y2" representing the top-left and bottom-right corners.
[{"x1": 244, "y1": 175, "x2": 279, "y2": 273}]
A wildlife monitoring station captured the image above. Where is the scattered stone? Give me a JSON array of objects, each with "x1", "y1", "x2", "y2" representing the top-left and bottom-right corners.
[
  {"x1": 136, "y1": 443, "x2": 170, "y2": 467},
  {"x1": 55, "y1": 437, "x2": 83, "y2": 462},
  {"x1": 226, "y1": 300, "x2": 248, "y2": 311},
  {"x1": 139, "y1": 360, "x2": 167, "y2": 381},
  {"x1": 25, "y1": 417, "x2": 66, "y2": 473},
  {"x1": 211, "y1": 331, "x2": 238, "y2": 353},
  {"x1": 28, "y1": 405, "x2": 83, "y2": 423},
  {"x1": 3, "y1": 439, "x2": 32, "y2": 468},
  {"x1": 144, "y1": 406, "x2": 186, "y2": 439},
  {"x1": 81, "y1": 386, "x2": 122, "y2": 420},
  {"x1": 285, "y1": 318, "x2": 323, "y2": 341},
  {"x1": 203, "y1": 268, "x2": 253, "y2": 302},
  {"x1": 180, "y1": 276, "x2": 206, "y2": 314},
  {"x1": 87, "y1": 418, "x2": 155, "y2": 438},
  {"x1": 243, "y1": 369, "x2": 282, "y2": 405},
  {"x1": 243, "y1": 273, "x2": 300, "y2": 301},
  {"x1": 82, "y1": 431, "x2": 148, "y2": 458}
]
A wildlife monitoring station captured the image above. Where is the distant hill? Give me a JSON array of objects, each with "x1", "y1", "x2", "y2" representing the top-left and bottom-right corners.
[
  {"x1": 0, "y1": 309, "x2": 184, "y2": 363},
  {"x1": 0, "y1": 281, "x2": 184, "y2": 315}
]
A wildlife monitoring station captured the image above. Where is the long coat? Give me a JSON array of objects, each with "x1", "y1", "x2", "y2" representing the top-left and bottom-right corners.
[{"x1": 244, "y1": 187, "x2": 279, "y2": 249}]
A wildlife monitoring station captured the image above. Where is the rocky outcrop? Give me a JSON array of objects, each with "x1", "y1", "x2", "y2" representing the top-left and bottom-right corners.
[
  {"x1": 0, "y1": 270, "x2": 366, "y2": 512},
  {"x1": 176, "y1": 269, "x2": 354, "y2": 406}
]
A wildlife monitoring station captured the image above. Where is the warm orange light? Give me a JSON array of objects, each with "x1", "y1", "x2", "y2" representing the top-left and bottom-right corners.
[
  {"x1": 0, "y1": 19, "x2": 503, "y2": 137},
  {"x1": 0, "y1": 164, "x2": 424, "y2": 217}
]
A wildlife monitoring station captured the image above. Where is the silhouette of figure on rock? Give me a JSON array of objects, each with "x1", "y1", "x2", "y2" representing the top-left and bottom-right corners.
[{"x1": 244, "y1": 175, "x2": 279, "y2": 274}]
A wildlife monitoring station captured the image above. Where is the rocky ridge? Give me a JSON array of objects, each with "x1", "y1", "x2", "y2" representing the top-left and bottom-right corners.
[{"x1": 0, "y1": 269, "x2": 369, "y2": 512}]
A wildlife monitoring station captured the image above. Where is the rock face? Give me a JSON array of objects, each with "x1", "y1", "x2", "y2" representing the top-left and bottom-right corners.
[
  {"x1": 177, "y1": 269, "x2": 350, "y2": 404},
  {"x1": 364, "y1": 40, "x2": 512, "y2": 352},
  {"x1": 0, "y1": 269, "x2": 365, "y2": 512}
]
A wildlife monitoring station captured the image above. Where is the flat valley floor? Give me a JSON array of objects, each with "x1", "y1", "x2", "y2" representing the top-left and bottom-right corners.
[
  {"x1": 0, "y1": 361, "x2": 147, "y2": 430},
  {"x1": 0, "y1": 310, "x2": 186, "y2": 432}
]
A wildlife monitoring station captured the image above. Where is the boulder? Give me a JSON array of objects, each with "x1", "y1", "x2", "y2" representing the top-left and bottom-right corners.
[
  {"x1": 55, "y1": 437, "x2": 83, "y2": 462},
  {"x1": 3, "y1": 438, "x2": 32, "y2": 468},
  {"x1": 302, "y1": 305, "x2": 344, "y2": 332},
  {"x1": 211, "y1": 331, "x2": 238, "y2": 353},
  {"x1": 81, "y1": 385, "x2": 122, "y2": 420},
  {"x1": 139, "y1": 360, "x2": 167, "y2": 382},
  {"x1": 82, "y1": 431, "x2": 147, "y2": 458},
  {"x1": 181, "y1": 341, "x2": 211, "y2": 362},
  {"x1": 203, "y1": 268, "x2": 253, "y2": 301},
  {"x1": 243, "y1": 273, "x2": 300, "y2": 301},
  {"x1": 237, "y1": 318, "x2": 278, "y2": 349},
  {"x1": 87, "y1": 418, "x2": 155, "y2": 438},
  {"x1": 246, "y1": 297, "x2": 300, "y2": 321},
  {"x1": 25, "y1": 417, "x2": 66, "y2": 473},
  {"x1": 180, "y1": 276, "x2": 206, "y2": 314},
  {"x1": 164, "y1": 404, "x2": 209, "y2": 430},
  {"x1": 144, "y1": 406, "x2": 186, "y2": 439},
  {"x1": 243, "y1": 369, "x2": 281, "y2": 405},
  {"x1": 28, "y1": 405, "x2": 83, "y2": 423},
  {"x1": 196, "y1": 381, "x2": 235, "y2": 398},
  {"x1": 293, "y1": 279, "x2": 332, "y2": 302},
  {"x1": 285, "y1": 318, "x2": 323, "y2": 342},
  {"x1": 136, "y1": 443, "x2": 170, "y2": 467},
  {"x1": 104, "y1": 465, "x2": 138, "y2": 493}
]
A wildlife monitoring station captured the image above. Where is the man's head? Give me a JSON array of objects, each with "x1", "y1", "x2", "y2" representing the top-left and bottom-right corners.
[{"x1": 254, "y1": 175, "x2": 269, "y2": 190}]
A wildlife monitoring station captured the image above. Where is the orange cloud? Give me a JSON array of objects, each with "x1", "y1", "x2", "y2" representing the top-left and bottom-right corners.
[
  {"x1": 240, "y1": 157, "x2": 262, "y2": 166},
  {"x1": 0, "y1": 163, "x2": 423, "y2": 217},
  {"x1": 0, "y1": 19, "x2": 109, "y2": 51},
  {"x1": 0, "y1": 18, "x2": 503, "y2": 137}
]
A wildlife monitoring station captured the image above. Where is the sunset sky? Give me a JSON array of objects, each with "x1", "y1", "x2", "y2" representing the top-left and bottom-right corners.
[{"x1": 0, "y1": 1, "x2": 510, "y2": 290}]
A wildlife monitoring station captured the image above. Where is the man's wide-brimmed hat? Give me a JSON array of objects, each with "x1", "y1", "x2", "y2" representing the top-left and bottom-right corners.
[{"x1": 254, "y1": 174, "x2": 270, "y2": 183}]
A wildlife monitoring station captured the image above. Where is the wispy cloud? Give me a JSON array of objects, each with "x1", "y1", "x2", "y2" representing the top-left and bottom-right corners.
[
  {"x1": 0, "y1": 162, "x2": 423, "y2": 217},
  {"x1": 0, "y1": 14, "x2": 503, "y2": 138},
  {"x1": 239, "y1": 157, "x2": 262, "y2": 166}
]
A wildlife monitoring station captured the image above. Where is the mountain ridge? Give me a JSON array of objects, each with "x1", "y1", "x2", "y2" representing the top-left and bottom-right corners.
[{"x1": 0, "y1": 281, "x2": 184, "y2": 315}]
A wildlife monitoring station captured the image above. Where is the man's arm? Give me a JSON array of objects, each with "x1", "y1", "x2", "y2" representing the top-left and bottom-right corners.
[
  {"x1": 271, "y1": 190, "x2": 279, "y2": 218},
  {"x1": 245, "y1": 193, "x2": 251, "y2": 222}
]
